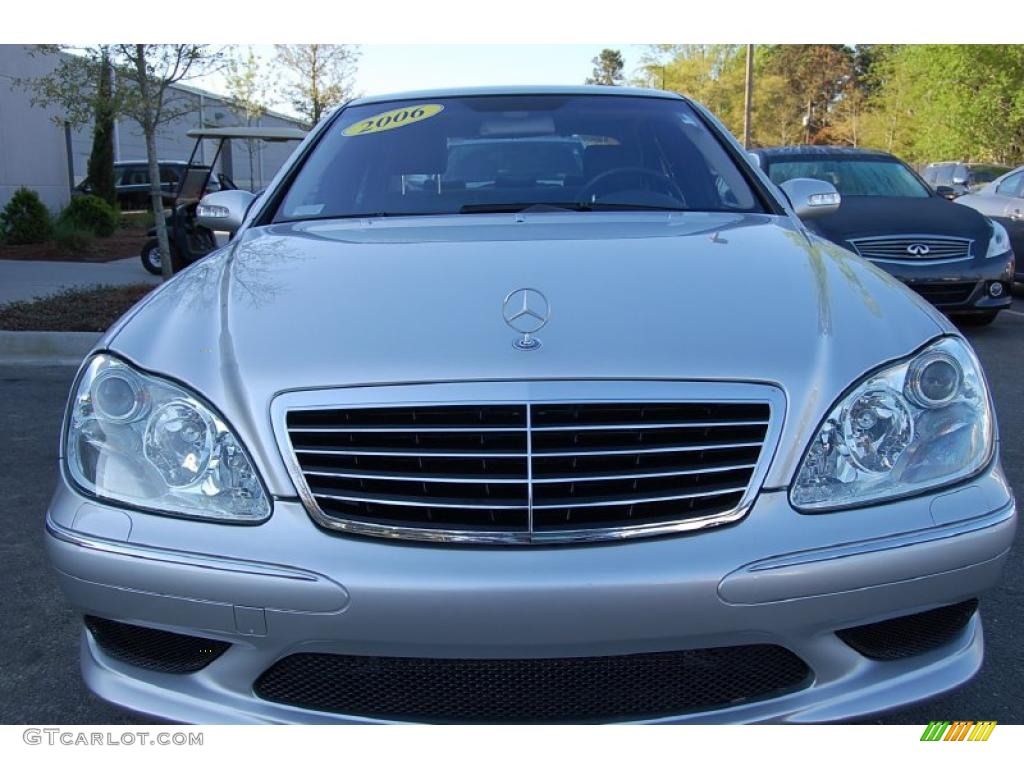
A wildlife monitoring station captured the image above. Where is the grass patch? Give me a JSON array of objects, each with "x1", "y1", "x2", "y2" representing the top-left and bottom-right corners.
[{"x1": 0, "y1": 284, "x2": 155, "y2": 332}]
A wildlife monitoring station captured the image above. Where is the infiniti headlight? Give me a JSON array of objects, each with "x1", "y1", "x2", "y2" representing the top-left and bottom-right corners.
[
  {"x1": 986, "y1": 218, "x2": 1011, "y2": 258},
  {"x1": 65, "y1": 354, "x2": 270, "y2": 522},
  {"x1": 792, "y1": 337, "x2": 994, "y2": 511}
]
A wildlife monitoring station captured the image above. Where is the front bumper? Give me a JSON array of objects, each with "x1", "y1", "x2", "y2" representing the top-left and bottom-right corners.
[
  {"x1": 45, "y1": 466, "x2": 1016, "y2": 724},
  {"x1": 867, "y1": 253, "x2": 1015, "y2": 313}
]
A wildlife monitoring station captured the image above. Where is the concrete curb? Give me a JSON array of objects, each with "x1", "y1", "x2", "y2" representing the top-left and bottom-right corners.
[{"x1": 0, "y1": 330, "x2": 100, "y2": 366}]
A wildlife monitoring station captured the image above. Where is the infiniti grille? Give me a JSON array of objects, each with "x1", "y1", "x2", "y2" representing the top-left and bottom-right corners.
[{"x1": 848, "y1": 236, "x2": 972, "y2": 262}]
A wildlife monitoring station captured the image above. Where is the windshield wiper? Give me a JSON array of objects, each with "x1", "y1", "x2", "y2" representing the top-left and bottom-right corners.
[{"x1": 459, "y1": 202, "x2": 688, "y2": 214}]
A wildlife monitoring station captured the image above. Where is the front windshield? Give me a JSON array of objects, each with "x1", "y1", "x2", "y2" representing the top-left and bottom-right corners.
[
  {"x1": 766, "y1": 158, "x2": 931, "y2": 198},
  {"x1": 274, "y1": 95, "x2": 765, "y2": 220}
]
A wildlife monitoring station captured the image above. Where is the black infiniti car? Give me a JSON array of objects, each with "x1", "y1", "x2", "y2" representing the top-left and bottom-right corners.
[{"x1": 752, "y1": 146, "x2": 1015, "y2": 324}]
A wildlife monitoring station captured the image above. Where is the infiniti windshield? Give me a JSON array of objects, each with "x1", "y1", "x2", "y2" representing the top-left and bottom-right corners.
[
  {"x1": 766, "y1": 157, "x2": 931, "y2": 198},
  {"x1": 274, "y1": 95, "x2": 766, "y2": 220}
]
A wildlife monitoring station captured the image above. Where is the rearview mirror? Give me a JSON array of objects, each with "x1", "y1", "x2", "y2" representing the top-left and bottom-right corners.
[
  {"x1": 196, "y1": 189, "x2": 257, "y2": 234},
  {"x1": 778, "y1": 178, "x2": 841, "y2": 220}
]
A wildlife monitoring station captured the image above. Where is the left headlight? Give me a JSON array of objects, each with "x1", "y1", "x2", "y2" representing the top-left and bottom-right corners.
[
  {"x1": 792, "y1": 337, "x2": 994, "y2": 511},
  {"x1": 65, "y1": 354, "x2": 271, "y2": 522}
]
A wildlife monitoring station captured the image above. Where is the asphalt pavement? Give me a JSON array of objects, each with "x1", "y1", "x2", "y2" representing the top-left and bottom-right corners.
[
  {"x1": 0, "y1": 257, "x2": 160, "y2": 305},
  {"x1": 0, "y1": 298, "x2": 1022, "y2": 724}
]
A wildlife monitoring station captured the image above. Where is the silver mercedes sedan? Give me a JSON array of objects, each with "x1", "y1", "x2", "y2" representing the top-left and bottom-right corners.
[{"x1": 46, "y1": 86, "x2": 1016, "y2": 724}]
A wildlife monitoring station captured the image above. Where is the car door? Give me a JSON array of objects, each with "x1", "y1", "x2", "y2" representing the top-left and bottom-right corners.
[
  {"x1": 976, "y1": 171, "x2": 1024, "y2": 256},
  {"x1": 118, "y1": 165, "x2": 150, "y2": 209}
]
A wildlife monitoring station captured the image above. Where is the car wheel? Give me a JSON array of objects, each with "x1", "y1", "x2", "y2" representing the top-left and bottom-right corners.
[
  {"x1": 140, "y1": 239, "x2": 162, "y2": 275},
  {"x1": 954, "y1": 310, "x2": 999, "y2": 327}
]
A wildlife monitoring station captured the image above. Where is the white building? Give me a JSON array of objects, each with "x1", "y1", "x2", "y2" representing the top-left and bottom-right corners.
[{"x1": 0, "y1": 45, "x2": 306, "y2": 211}]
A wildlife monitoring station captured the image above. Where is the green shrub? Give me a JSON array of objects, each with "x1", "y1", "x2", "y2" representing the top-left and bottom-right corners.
[
  {"x1": 53, "y1": 218, "x2": 96, "y2": 256},
  {"x1": 59, "y1": 194, "x2": 118, "y2": 237},
  {"x1": 0, "y1": 187, "x2": 52, "y2": 244}
]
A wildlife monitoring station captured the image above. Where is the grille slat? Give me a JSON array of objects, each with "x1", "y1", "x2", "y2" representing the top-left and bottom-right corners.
[
  {"x1": 287, "y1": 400, "x2": 771, "y2": 543},
  {"x1": 849, "y1": 235, "x2": 972, "y2": 261}
]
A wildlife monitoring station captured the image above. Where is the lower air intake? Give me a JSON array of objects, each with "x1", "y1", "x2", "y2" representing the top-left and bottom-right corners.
[
  {"x1": 254, "y1": 645, "x2": 811, "y2": 723},
  {"x1": 836, "y1": 600, "x2": 979, "y2": 661},
  {"x1": 84, "y1": 616, "x2": 230, "y2": 674}
]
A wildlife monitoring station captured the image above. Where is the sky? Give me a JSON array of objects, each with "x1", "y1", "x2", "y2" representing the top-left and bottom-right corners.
[{"x1": 197, "y1": 44, "x2": 652, "y2": 118}]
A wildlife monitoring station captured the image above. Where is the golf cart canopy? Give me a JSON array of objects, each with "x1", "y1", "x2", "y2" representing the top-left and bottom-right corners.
[{"x1": 186, "y1": 127, "x2": 308, "y2": 142}]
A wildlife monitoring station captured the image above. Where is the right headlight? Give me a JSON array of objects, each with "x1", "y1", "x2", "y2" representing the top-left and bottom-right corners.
[
  {"x1": 791, "y1": 337, "x2": 994, "y2": 511},
  {"x1": 64, "y1": 354, "x2": 271, "y2": 522},
  {"x1": 986, "y1": 218, "x2": 1011, "y2": 259}
]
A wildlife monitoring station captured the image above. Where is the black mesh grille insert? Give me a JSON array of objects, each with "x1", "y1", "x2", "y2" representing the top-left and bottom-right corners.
[
  {"x1": 836, "y1": 600, "x2": 979, "y2": 661},
  {"x1": 287, "y1": 400, "x2": 771, "y2": 542},
  {"x1": 909, "y1": 282, "x2": 976, "y2": 306},
  {"x1": 253, "y1": 645, "x2": 811, "y2": 723},
  {"x1": 84, "y1": 616, "x2": 230, "y2": 674}
]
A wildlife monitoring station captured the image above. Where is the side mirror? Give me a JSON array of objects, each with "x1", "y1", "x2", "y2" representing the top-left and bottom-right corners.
[
  {"x1": 778, "y1": 178, "x2": 841, "y2": 219},
  {"x1": 196, "y1": 189, "x2": 257, "y2": 234},
  {"x1": 935, "y1": 185, "x2": 958, "y2": 201},
  {"x1": 747, "y1": 152, "x2": 761, "y2": 169}
]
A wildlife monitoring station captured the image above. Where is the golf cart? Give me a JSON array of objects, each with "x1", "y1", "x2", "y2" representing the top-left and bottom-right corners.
[{"x1": 140, "y1": 126, "x2": 307, "y2": 274}]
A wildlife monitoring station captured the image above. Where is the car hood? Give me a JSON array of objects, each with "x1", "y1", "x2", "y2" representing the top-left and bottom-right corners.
[
  {"x1": 106, "y1": 212, "x2": 945, "y2": 494},
  {"x1": 807, "y1": 196, "x2": 992, "y2": 248}
]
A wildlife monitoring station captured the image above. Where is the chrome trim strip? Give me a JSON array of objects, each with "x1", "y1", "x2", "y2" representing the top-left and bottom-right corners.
[
  {"x1": 288, "y1": 419, "x2": 768, "y2": 433},
  {"x1": 532, "y1": 440, "x2": 764, "y2": 457},
  {"x1": 294, "y1": 447, "x2": 527, "y2": 458},
  {"x1": 302, "y1": 469, "x2": 528, "y2": 484},
  {"x1": 312, "y1": 492, "x2": 528, "y2": 510},
  {"x1": 271, "y1": 381, "x2": 787, "y2": 545},
  {"x1": 532, "y1": 463, "x2": 758, "y2": 484},
  {"x1": 289, "y1": 426, "x2": 525, "y2": 433},
  {"x1": 45, "y1": 517, "x2": 320, "y2": 582},
  {"x1": 526, "y1": 397, "x2": 535, "y2": 535},
  {"x1": 532, "y1": 485, "x2": 747, "y2": 509}
]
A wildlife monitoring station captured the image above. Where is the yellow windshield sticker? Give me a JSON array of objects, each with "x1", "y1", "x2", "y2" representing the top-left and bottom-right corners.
[{"x1": 342, "y1": 104, "x2": 444, "y2": 137}]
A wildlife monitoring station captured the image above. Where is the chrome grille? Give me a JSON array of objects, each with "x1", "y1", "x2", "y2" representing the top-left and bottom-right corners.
[
  {"x1": 281, "y1": 385, "x2": 779, "y2": 544},
  {"x1": 848, "y1": 235, "x2": 972, "y2": 262}
]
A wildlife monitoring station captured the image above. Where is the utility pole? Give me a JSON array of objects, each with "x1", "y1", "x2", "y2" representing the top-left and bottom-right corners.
[{"x1": 742, "y1": 45, "x2": 754, "y2": 149}]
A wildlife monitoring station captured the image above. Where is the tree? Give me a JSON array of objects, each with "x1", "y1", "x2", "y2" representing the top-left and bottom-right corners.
[
  {"x1": 586, "y1": 49, "x2": 625, "y2": 86},
  {"x1": 23, "y1": 45, "x2": 224, "y2": 279},
  {"x1": 20, "y1": 45, "x2": 125, "y2": 206},
  {"x1": 225, "y1": 47, "x2": 279, "y2": 191},
  {"x1": 759, "y1": 45, "x2": 855, "y2": 144},
  {"x1": 112, "y1": 45, "x2": 225, "y2": 280},
  {"x1": 86, "y1": 48, "x2": 117, "y2": 206},
  {"x1": 275, "y1": 44, "x2": 359, "y2": 126}
]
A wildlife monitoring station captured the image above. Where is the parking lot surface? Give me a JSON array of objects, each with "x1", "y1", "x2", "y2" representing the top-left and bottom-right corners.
[
  {"x1": 1, "y1": 298, "x2": 1022, "y2": 725},
  {"x1": 0, "y1": 257, "x2": 160, "y2": 305}
]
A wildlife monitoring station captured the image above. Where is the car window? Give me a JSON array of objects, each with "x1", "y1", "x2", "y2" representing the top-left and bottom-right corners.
[
  {"x1": 996, "y1": 171, "x2": 1024, "y2": 197},
  {"x1": 766, "y1": 158, "x2": 931, "y2": 198},
  {"x1": 970, "y1": 165, "x2": 1006, "y2": 184},
  {"x1": 123, "y1": 166, "x2": 149, "y2": 186},
  {"x1": 932, "y1": 165, "x2": 955, "y2": 186},
  {"x1": 922, "y1": 167, "x2": 938, "y2": 184},
  {"x1": 159, "y1": 166, "x2": 182, "y2": 184},
  {"x1": 274, "y1": 95, "x2": 765, "y2": 220}
]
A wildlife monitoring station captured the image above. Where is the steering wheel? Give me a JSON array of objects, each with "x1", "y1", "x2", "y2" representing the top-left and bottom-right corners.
[{"x1": 577, "y1": 166, "x2": 686, "y2": 205}]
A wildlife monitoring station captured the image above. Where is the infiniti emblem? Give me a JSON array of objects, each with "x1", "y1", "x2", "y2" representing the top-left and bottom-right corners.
[
  {"x1": 502, "y1": 288, "x2": 550, "y2": 351},
  {"x1": 906, "y1": 243, "x2": 931, "y2": 256}
]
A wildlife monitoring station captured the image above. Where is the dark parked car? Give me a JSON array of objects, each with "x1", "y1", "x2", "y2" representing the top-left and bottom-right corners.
[
  {"x1": 954, "y1": 165, "x2": 1024, "y2": 288},
  {"x1": 752, "y1": 146, "x2": 1015, "y2": 325},
  {"x1": 922, "y1": 162, "x2": 1010, "y2": 199},
  {"x1": 75, "y1": 160, "x2": 234, "y2": 210}
]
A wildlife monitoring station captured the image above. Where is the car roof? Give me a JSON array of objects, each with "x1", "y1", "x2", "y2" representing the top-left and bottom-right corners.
[
  {"x1": 114, "y1": 160, "x2": 210, "y2": 168},
  {"x1": 347, "y1": 85, "x2": 684, "y2": 107},
  {"x1": 752, "y1": 145, "x2": 897, "y2": 161}
]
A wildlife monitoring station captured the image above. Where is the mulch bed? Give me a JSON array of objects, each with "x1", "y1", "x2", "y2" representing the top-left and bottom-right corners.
[
  {"x1": 0, "y1": 284, "x2": 155, "y2": 332},
  {"x1": 0, "y1": 228, "x2": 149, "y2": 263}
]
